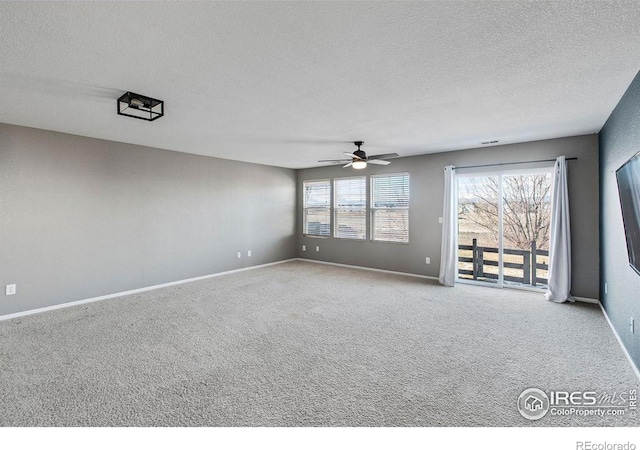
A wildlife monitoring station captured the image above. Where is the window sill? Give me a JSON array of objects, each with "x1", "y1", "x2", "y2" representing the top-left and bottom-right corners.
[{"x1": 371, "y1": 239, "x2": 409, "y2": 245}]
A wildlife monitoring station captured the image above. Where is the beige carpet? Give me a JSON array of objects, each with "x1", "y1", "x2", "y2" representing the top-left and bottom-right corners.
[{"x1": 0, "y1": 260, "x2": 637, "y2": 426}]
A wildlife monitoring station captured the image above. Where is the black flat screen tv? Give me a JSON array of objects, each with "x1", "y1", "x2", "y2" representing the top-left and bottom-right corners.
[{"x1": 616, "y1": 151, "x2": 640, "y2": 276}]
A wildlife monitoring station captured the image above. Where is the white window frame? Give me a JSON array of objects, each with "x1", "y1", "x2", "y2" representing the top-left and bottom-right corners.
[
  {"x1": 333, "y1": 176, "x2": 367, "y2": 240},
  {"x1": 455, "y1": 163, "x2": 554, "y2": 291},
  {"x1": 302, "y1": 179, "x2": 331, "y2": 238},
  {"x1": 370, "y1": 172, "x2": 410, "y2": 244}
]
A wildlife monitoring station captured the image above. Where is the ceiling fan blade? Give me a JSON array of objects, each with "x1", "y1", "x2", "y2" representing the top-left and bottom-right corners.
[
  {"x1": 367, "y1": 159, "x2": 391, "y2": 165},
  {"x1": 368, "y1": 153, "x2": 399, "y2": 160},
  {"x1": 343, "y1": 152, "x2": 364, "y2": 160},
  {"x1": 318, "y1": 159, "x2": 350, "y2": 163},
  {"x1": 343, "y1": 162, "x2": 353, "y2": 168}
]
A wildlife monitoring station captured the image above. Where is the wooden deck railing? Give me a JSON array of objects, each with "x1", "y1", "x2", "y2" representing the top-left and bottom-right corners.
[{"x1": 458, "y1": 239, "x2": 548, "y2": 286}]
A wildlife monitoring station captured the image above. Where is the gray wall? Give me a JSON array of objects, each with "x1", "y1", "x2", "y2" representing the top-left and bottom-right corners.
[
  {"x1": 0, "y1": 123, "x2": 601, "y2": 318},
  {"x1": 297, "y1": 135, "x2": 600, "y2": 299},
  {"x1": 0, "y1": 124, "x2": 296, "y2": 316},
  {"x1": 599, "y1": 70, "x2": 640, "y2": 368}
]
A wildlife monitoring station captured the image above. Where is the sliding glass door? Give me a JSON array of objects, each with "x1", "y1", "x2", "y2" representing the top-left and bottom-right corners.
[
  {"x1": 456, "y1": 167, "x2": 552, "y2": 289},
  {"x1": 457, "y1": 175, "x2": 502, "y2": 284}
]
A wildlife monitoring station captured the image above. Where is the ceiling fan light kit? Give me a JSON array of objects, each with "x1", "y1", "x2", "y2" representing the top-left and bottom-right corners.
[
  {"x1": 117, "y1": 91, "x2": 164, "y2": 121},
  {"x1": 318, "y1": 141, "x2": 399, "y2": 169},
  {"x1": 352, "y1": 160, "x2": 367, "y2": 169}
]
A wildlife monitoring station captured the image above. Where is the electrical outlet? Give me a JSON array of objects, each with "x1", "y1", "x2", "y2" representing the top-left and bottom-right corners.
[
  {"x1": 425, "y1": 257, "x2": 431, "y2": 264},
  {"x1": 248, "y1": 250, "x2": 251, "y2": 257},
  {"x1": 6, "y1": 284, "x2": 16, "y2": 296},
  {"x1": 302, "y1": 245, "x2": 306, "y2": 251},
  {"x1": 316, "y1": 246, "x2": 320, "y2": 252},
  {"x1": 237, "y1": 252, "x2": 241, "y2": 259},
  {"x1": 438, "y1": 217, "x2": 443, "y2": 224},
  {"x1": 631, "y1": 317, "x2": 635, "y2": 334}
]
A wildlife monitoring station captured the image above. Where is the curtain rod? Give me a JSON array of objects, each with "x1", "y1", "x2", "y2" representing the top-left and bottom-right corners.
[{"x1": 454, "y1": 157, "x2": 577, "y2": 171}]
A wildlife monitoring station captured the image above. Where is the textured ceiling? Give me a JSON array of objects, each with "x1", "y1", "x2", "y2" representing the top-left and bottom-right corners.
[{"x1": 2, "y1": 1, "x2": 640, "y2": 169}]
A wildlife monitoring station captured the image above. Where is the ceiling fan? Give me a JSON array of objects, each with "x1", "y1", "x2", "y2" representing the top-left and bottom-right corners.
[{"x1": 318, "y1": 141, "x2": 399, "y2": 169}]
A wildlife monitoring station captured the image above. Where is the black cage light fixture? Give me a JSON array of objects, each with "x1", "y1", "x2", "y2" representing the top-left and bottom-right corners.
[{"x1": 117, "y1": 91, "x2": 164, "y2": 121}]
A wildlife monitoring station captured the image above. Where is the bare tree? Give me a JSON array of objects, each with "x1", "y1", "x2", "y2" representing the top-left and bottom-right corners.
[{"x1": 458, "y1": 174, "x2": 552, "y2": 250}]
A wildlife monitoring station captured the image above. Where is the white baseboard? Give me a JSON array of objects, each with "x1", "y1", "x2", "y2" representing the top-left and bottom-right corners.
[
  {"x1": 295, "y1": 258, "x2": 439, "y2": 281},
  {"x1": 6, "y1": 257, "x2": 636, "y2": 384},
  {"x1": 573, "y1": 296, "x2": 599, "y2": 304},
  {"x1": 296, "y1": 260, "x2": 601, "y2": 306},
  {"x1": 0, "y1": 259, "x2": 296, "y2": 322},
  {"x1": 598, "y1": 301, "x2": 640, "y2": 384}
]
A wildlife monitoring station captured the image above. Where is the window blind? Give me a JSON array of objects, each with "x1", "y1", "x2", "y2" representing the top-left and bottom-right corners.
[
  {"x1": 334, "y1": 176, "x2": 366, "y2": 239},
  {"x1": 371, "y1": 173, "x2": 409, "y2": 243},
  {"x1": 303, "y1": 180, "x2": 331, "y2": 236}
]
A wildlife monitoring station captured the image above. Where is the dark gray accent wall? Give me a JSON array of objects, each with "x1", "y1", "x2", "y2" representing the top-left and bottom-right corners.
[
  {"x1": 599, "y1": 70, "x2": 640, "y2": 368},
  {"x1": 0, "y1": 124, "x2": 296, "y2": 316},
  {"x1": 297, "y1": 135, "x2": 599, "y2": 299}
]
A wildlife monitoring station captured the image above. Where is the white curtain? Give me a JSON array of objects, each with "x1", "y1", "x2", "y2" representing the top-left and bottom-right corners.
[
  {"x1": 439, "y1": 165, "x2": 456, "y2": 287},
  {"x1": 545, "y1": 156, "x2": 574, "y2": 303}
]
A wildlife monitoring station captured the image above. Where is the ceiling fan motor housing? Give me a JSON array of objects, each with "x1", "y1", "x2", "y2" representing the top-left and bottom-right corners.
[{"x1": 353, "y1": 149, "x2": 367, "y2": 160}]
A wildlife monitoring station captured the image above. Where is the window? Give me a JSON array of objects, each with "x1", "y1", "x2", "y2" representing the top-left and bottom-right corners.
[
  {"x1": 456, "y1": 167, "x2": 553, "y2": 288},
  {"x1": 303, "y1": 180, "x2": 331, "y2": 237},
  {"x1": 334, "y1": 177, "x2": 366, "y2": 239},
  {"x1": 303, "y1": 173, "x2": 410, "y2": 243},
  {"x1": 371, "y1": 173, "x2": 409, "y2": 243}
]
